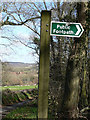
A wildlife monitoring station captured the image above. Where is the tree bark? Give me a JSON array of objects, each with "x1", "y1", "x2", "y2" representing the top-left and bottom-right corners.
[
  {"x1": 77, "y1": 1, "x2": 89, "y2": 111},
  {"x1": 59, "y1": 40, "x2": 80, "y2": 118},
  {"x1": 59, "y1": 2, "x2": 88, "y2": 119}
]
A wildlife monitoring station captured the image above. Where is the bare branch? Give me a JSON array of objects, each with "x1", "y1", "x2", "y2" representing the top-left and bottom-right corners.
[
  {"x1": 0, "y1": 44, "x2": 10, "y2": 47},
  {"x1": 57, "y1": 1, "x2": 61, "y2": 20},
  {"x1": 24, "y1": 24, "x2": 40, "y2": 36},
  {"x1": 31, "y1": 3, "x2": 41, "y2": 14},
  {"x1": 19, "y1": 40, "x2": 35, "y2": 51},
  {"x1": 80, "y1": 107, "x2": 90, "y2": 113},
  {"x1": 43, "y1": 0, "x2": 47, "y2": 10},
  {"x1": 1, "y1": 35, "x2": 37, "y2": 54},
  {"x1": 8, "y1": 13, "x2": 21, "y2": 23},
  {"x1": 1, "y1": 16, "x2": 41, "y2": 26},
  {"x1": 53, "y1": 0, "x2": 57, "y2": 8},
  {"x1": 1, "y1": 36, "x2": 13, "y2": 42},
  {"x1": 27, "y1": 3, "x2": 41, "y2": 14},
  {"x1": 18, "y1": 14, "x2": 23, "y2": 22}
]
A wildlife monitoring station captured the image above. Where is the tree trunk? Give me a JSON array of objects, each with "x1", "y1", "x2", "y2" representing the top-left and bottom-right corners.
[
  {"x1": 77, "y1": 1, "x2": 89, "y2": 111},
  {"x1": 59, "y1": 40, "x2": 80, "y2": 118},
  {"x1": 59, "y1": 2, "x2": 88, "y2": 119}
]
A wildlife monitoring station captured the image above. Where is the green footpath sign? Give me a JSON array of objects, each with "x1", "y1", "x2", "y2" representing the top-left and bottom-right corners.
[{"x1": 50, "y1": 21, "x2": 84, "y2": 37}]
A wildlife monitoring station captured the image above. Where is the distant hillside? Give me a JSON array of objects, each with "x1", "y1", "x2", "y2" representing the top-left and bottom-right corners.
[
  {"x1": 2, "y1": 62, "x2": 38, "y2": 86},
  {"x1": 3, "y1": 62, "x2": 37, "y2": 67}
]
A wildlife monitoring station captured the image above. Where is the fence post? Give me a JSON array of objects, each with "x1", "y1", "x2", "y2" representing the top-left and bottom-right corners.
[{"x1": 38, "y1": 10, "x2": 51, "y2": 119}]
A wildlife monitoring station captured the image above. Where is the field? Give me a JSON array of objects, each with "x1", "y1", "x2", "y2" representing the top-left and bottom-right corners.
[{"x1": 2, "y1": 85, "x2": 38, "y2": 91}]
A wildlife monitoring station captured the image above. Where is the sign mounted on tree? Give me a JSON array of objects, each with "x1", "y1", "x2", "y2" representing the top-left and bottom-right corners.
[{"x1": 50, "y1": 21, "x2": 84, "y2": 37}]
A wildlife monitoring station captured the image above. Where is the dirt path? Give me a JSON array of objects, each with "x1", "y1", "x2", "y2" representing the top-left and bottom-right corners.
[{"x1": 2, "y1": 99, "x2": 32, "y2": 118}]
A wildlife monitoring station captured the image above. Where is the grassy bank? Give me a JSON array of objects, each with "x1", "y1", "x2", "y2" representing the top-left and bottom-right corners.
[{"x1": 2, "y1": 88, "x2": 38, "y2": 106}]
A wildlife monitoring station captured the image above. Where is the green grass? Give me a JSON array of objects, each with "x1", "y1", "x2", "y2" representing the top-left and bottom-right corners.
[
  {"x1": 5, "y1": 106, "x2": 37, "y2": 119},
  {"x1": 4, "y1": 106, "x2": 53, "y2": 119},
  {"x1": 2, "y1": 85, "x2": 38, "y2": 91},
  {"x1": 3, "y1": 97, "x2": 54, "y2": 119}
]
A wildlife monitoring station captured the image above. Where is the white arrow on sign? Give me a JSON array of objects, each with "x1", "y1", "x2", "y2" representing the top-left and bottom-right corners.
[
  {"x1": 75, "y1": 25, "x2": 81, "y2": 35},
  {"x1": 50, "y1": 21, "x2": 84, "y2": 37}
]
